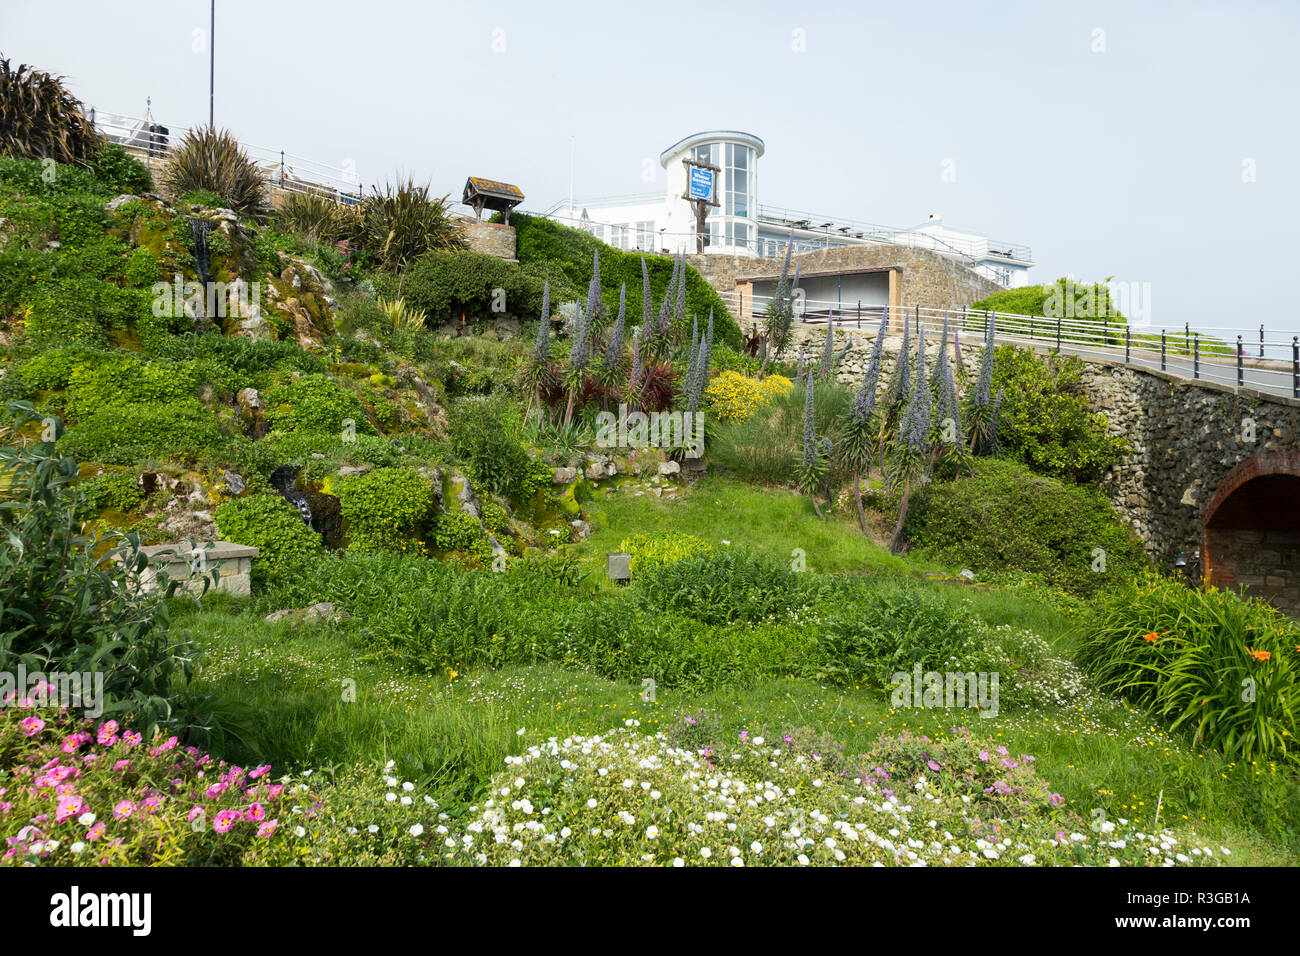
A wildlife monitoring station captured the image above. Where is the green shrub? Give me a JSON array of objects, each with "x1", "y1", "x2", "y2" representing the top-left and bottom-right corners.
[
  {"x1": 1077, "y1": 575, "x2": 1300, "y2": 764},
  {"x1": 85, "y1": 143, "x2": 153, "y2": 194},
  {"x1": 0, "y1": 402, "x2": 193, "y2": 734},
  {"x1": 68, "y1": 237, "x2": 129, "y2": 280},
  {"x1": 263, "y1": 373, "x2": 374, "y2": 436},
  {"x1": 812, "y1": 584, "x2": 985, "y2": 686},
  {"x1": 447, "y1": 393, "x2": 533, "y2": 501},
  {"x1": 124, "y1": 247, "x2": 161, "y2": 286},
  {"x1": 395, "y1": 248, "x2": 554, "y2": 325},
  {"x1": 634, "y1": 548, "x2": 809, "y2": 625},
  {"x1": 6, "y1": 346, "x2": 105, "y2": 392},
  {"x1": 57, "y1": 400, "x2": 227, "y2": 465},
  {"x1": 24, "y1": 277, "x2": 146, "y2": 348},
  {"x1": 430, "y1": 509, "x2": 490, "y2": 559},
  {"x1": 480, "y1": 499, "x2": 509, "y2": 535},
  {"x1": 991, "y1": 345, "x2": 1128, "y2": 484},
  {"x1": 335, "y1": 466, "x2": 433, "y2": 553},
  {"x1": 213, "y1": 494, "x2": 323, "y2": 581},
  {"x1": 52, "y1": 192, "x2": 113, "y2": 250},
  {"x1": 79, "y1": 468, "x2": 146, "y2": 514},
  {"x1": 619, "y1": 530, "x2": 713, "y2": 575},
  {"x1": 905, "y1": 458, "x2": 1147, "y2": 595},
  {"x1": 64, "y1": 353, "x2": 200, "y2": 423}
]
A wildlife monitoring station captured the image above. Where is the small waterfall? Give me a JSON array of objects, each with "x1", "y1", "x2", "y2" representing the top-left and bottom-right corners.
[
  {"x1": 270, "y1": 465, "x2": 314, "y2": 527},
  {"x1": 189, "y1": 218, "x2": 212, "y2": 287}
]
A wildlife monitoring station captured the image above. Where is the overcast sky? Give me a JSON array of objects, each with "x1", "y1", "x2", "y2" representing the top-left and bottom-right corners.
[{"x1": 3, "y1": 0, "x2": 1297, "y2": 334}]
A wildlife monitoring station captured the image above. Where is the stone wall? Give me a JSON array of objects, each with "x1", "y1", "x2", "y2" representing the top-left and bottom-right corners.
[
  {"x1": 464, "y1": 221, "x2": 517, "y2": 261},
  {"x1": 789, "y1": 324, "x2": 1300, "y2": 615},
  {"x1": 135, "y1": 542, "x2": 259, "y2": 598},
  {"x1": 689, "y1": 244, "x2": 999, "y2": 324}
]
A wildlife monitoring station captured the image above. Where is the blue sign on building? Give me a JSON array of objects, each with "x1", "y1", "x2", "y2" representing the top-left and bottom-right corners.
[{"x1": 687, "y1": 167, "x2": 714, "y2": 201}]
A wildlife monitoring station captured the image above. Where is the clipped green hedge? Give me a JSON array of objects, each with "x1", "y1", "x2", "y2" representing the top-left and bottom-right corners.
[
  {"x1": 904, "y1": 457, "x2": 1147, "y2": 596},
  {"x1": 509, "y1": 213, "x2": 742, "y2": 349},
  {"x1": 392, "y1": 248, "x2": 573, "y2": 325}
]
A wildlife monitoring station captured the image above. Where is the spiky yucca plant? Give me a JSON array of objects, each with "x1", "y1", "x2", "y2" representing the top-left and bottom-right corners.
[
  {"x1": 377, "y1": 296, "x2": 428, "y2": 331},
  {"x1": 161, "y1": 127, "x2": 269, "y2": 220},
  {"x1": 0, "y1": 58, "x2": 100, "y2": 164},
  {"x1": 360, "y1": 176, "x2": 464, "y2": 270},
  {"x1": 278, "y1": 191, "x2": 356, "y2": 243}
]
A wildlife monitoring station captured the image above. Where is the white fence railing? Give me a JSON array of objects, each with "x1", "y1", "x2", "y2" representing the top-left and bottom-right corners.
[{"x1": 716, "y1": 292, "x2": 1300, "y2": 400}]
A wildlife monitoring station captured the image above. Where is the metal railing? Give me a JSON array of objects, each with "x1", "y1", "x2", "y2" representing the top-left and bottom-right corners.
[
  {"x1": 717, "y1": 290, "x2": 1300, "y2": 400},
  {"x1": 89, "y1": 107, "x2": 365, "y2": 203}
]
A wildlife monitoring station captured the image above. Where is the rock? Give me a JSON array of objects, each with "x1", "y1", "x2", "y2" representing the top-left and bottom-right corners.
[
  {"x1": 585, "y1": 462, "x2": 605, "y2": 481},
  {"x1": 570, "y1": 519, "x2": 591, "y2": 539},
  {"x1": 265, "y1": 602, "x2": 350, "y2": 625},
  {"x1": 657, "y1": 460, "x2": 681, "y2": 477},
  {"x1": 104, "y1": 194, "x2": 138, "y2": 212},
  {"x1": 336, "y1": 464, "x2": 374, "y2": 477},
  {"x1": 455, "y1": 472, "x2": 482, "y2": 520},
  {"x1": 959, "y1": 569, "x2": 976, "y2": 581},
  {"x1": 553, "y1": 467, "x2": 578, "y2": 485},
  {"x1": 222, "y1": 470, "x2": 245, "y2": 495}
]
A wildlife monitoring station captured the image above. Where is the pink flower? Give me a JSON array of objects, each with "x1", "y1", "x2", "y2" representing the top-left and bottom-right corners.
[
  {"x1": 86, "y1": 821, "x2": 106, "y2": 841},
  {"x1": 249, "y1": 765, "x2": 271, "y2": 780},
  {"x1": 96, "y1": 720, "x2": 120, "y2": 745},
  {"x1": 257, "y1": 819, "x2": 278, "y2": 838},
  {"x1": 121, "y1": 731, "x2": 142, "y2": 749},
  {"x1": 60, "y1": 732, "x2": 92, "y2": 753},
  {"x1": 205, "y1": 782, "x2": 228, "y2": 800},
  {"x1": 19, "y1": 717, "x2": 45, "y2": 737},
  {"x1": 112, "y1": 800, "x2": 135, "y2": 820},
  {"x1": 113, "y1": 760, "x2": 131, "y2": 773},
  {"x1": 55, "y1": 795, "x2": 86, "y2": 823},
  {"x1": 213, "y1": 810, "x2": 242, "y2": 834},
  {"x1": 245, "y1": 802, "x2": 266, "y2": 822},
  {"x1": 1049, "y1": 793, "x2": 1065, "y2": 807},
  {"x1": 187, "y1": 805, "x2": 205, "y2": 823}
]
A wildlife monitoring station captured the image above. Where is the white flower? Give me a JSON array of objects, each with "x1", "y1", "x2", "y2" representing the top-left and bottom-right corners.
[
  {"x1": 77, "y1": 812, "x2": 95, "y2": 827},
  {"x1": 402, "y1": 781, "x2": 415, "y2": 791},
  {"x1": 586, "y1": 798, "x2": 598, "y2": 809},
  {"x1": 368, "y1": 824, "x2": 379, "y2": 834},
  {"x1": 700, "y1": 847, "x2": 712, "y2": 858},
  {"x1": 646, "y1": 826, "x2": 660, "y2": 839},
  {"x1": 294, "y1": 826, "x2": 306, "y2": 837},
  {"x1": 70, "y1": 842, "x2": 85, "y2": 854},
  {"x1": 673, "y1": 858, "x2": 684, "y2": 867},
  {"x1": 385, "y1": 793, "x2": 396, "y2": 802},
  {"x1": 409, "y1": 824, "x2": 424, "y2": 837}
]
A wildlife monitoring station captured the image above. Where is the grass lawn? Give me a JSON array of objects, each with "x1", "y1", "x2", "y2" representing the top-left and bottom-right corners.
[{"x1": 172, "y1": 478, "x2": 1299, "y2": 866}]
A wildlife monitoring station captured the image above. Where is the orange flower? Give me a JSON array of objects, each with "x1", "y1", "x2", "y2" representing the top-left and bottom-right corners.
[
  {"x1": 1248, "y1": 648, "x2": 1271, "y2": 662},
  {"x1": 1142, "y1": 632, "x2": 1160, "y2": 643}
]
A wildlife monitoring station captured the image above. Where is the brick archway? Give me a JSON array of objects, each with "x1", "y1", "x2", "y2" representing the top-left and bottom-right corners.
[{"x1": 1202, "y1": 450, "x2": 1300, "y2": 617}]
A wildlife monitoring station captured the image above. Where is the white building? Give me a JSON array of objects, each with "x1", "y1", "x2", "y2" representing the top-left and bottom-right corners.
[{"x1": 547, "y1": 130, "x2": 1034, "y2": 289}]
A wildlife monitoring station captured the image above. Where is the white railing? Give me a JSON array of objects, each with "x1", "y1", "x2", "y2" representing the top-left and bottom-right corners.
[
  {"x1": 88, "y1": 108, "x2": 364, "y2": 203},
  {"x1": 717, "y1": 291, "x2": 1300, "y2": 400}
]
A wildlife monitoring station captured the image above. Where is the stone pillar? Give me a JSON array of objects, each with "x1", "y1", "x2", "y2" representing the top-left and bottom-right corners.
[{"x1": 465, "y1": 221, "x2": 517, "y2": 262}]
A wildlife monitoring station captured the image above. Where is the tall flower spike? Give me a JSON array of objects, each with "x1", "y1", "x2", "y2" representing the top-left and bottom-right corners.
[
  {"x1": 673, "y1": 252, "x2": 687, "y2": 325},
  {"x1": 851, "y1": 311, "x2": 889, "y2": 423},
  {"x1": 641, "y1": 257, "x2": 653, "y2": 329},
  {"x1": 584, "y1": 248, "x2": 603, "y2": 330},
  {"x1": 604, "y1": 283, "x2": 626, "y2": 370},
  {"x1": 628, "y1": 328, "x2": 643, "y2": 393},
  {"x1": 801, "y1": 367, "x2": 817, "y2": 467},
  {"x1": 533, "y1": 280, "x2": 551, "y2": 364},
  {"x1": 904, "y1": 323, "x2": 930, "y2": 454},
  {"x1": 818, "y1": 321, "x2": 835, "y2": 379}
]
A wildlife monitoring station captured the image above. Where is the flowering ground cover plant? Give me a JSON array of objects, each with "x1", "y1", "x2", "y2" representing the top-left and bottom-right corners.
[{"x1": 442, "y1": 720, "x2": 1228, "y2": 867}]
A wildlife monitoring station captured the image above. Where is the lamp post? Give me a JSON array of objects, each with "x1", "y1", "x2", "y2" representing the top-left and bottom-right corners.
[{"x1": 208, "y1": 0, "x2": 215, "y2": 127}]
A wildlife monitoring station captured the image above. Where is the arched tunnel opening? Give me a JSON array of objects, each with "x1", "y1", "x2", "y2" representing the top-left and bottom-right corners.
[{"x1": 1203, "y1": 459, "x2": 1300, "y2": 618}]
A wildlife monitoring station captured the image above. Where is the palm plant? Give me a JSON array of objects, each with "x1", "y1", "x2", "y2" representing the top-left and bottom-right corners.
[
  {"x1": 360, "y1": 176, "x2": 465, "y2": 271},
  {"x1": 161, "y1": 126, "x2": 270, "y2": 221},
  {"x1": 278, "y1": 191, "x2": 355, "y2": 243},
  {"x1": 0, "y1": 58, "x2": 100, "y2": 164}
]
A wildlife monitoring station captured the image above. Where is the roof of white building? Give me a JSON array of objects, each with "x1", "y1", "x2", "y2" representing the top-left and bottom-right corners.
[{"x1": 658, "y1": 130, "x2": 765, "y2": 166}]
